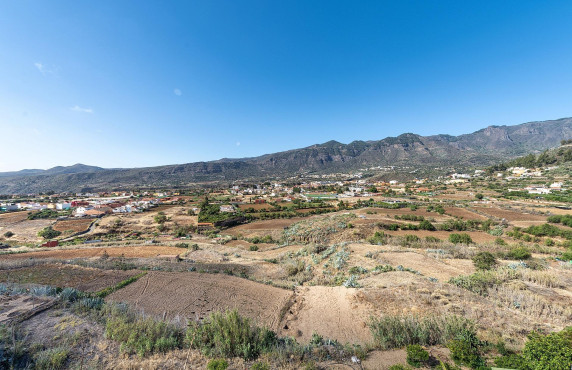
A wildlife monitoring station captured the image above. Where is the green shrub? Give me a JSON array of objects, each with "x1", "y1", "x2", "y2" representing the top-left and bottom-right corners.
[
  {"x1": 448, "y1": 270, "x2": 503, "y2": 296},
  {"x1": 33, "y1": 347, "x2": 69, "y2": 370},
  {"x1": 388, "y1": 365, "x2": 411, "y2": 370},
  {"x1": 494, "y1": 354, "x2": 528, "y2": 369},
  {"x1": 173, "y1": 225, "x2": 193, "y2": 237},
  {"x1": 419, "y1": 220, "x2": 436, "y2": 231},
  {"x1": 425, "y1": 236, "x2": 441, "y2": 243},
  {"x1": 185, "y1": 310, "x2": 276, "y2": 360},
  {"x1": 494, "y1": 237, "x2": 507, "y2": 246},
  {"x1": 406, "y1": 344, "x2": 430, "y2": 367},
  {"x1": 544, "y1": 238, "x2": 555, "y2": 246},
  {"x1": 561, "y1": 251, "x2": 572, "y2": 261},
  {"x1": 522, "y1": 327, "x2": 572, "y2": 370},
  {"x1": 448, "y1": 329, "x2": 485, "y2": 369},
  {"x1": 250, "y1": 361, "x2": 270, "y2": 370},
  {"x1": 154, "y1": 212, "x2": 167, "y2": 224},
  {"x1": 369, "y1": 314, "x2": 473, "y2": 349},
  {"x1": 507, "y1": 247, "x2": 531, "y2": 260},
  {"x1": 448, "y1": 233, "x2": 473, "y2": 244},
  {"x1": 404, "y1": 234, "x2": 420, "y2": 244},
  {"x1": 3, "y1": 231, "x2": 13, "y2": 238},
  {"x1": 472, "y1": 252, "x2": 497, "y2": 270},
  {"x1": 105, "y1": 314, "x2": 182, "y2": 357},
  {"x1": 207, "y1": 359, "x2": 229, "y2": 370},
  {"x1": 369, "y1": 231, "x2": 388, "y2": 245},
  {"x1": 249, "y1": 245, "x2": 259, "y2": 251}
]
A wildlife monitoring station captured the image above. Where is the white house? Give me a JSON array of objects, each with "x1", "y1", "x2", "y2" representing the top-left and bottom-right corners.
[
  {"x1": 56, "y1": 203, "x2": 71, "y2": 210},
  {"x1": 75, "y1": 206, "x2": 94, "y2": 216}
]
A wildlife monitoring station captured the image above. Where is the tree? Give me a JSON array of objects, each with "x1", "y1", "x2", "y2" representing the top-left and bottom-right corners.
[
  {"x1": 38, "y1": 226, "x2": 61, "y2": 239},
  {"x1": 475, "y1": 193, "x2": 484, "y2": 200}
]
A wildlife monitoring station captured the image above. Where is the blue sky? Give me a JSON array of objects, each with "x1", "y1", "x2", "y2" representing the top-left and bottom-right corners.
[{"x1": 1, "y1": 1, "x2": 571, "y2": 171}]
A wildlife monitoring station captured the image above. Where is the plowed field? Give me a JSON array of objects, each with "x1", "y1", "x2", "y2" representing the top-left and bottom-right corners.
[
  {"x1": 106, "y1": 271, "x2": 293, "y2": 330},
  {"x1": 2, "y1": 246, "x2": 185, "y2": 260},
  {"x1": 0, "y1": 264, "x2": 138, "y2": 292}
]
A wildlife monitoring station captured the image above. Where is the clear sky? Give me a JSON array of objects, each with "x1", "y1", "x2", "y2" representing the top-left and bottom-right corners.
[{"x1": 1, "y1": 1, "x2": 572, "y2": 171}]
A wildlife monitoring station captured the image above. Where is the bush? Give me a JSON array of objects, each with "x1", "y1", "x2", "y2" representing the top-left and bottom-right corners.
[
  {"x1": 425, "y1": 236, "x2": 441, "y2": 243},
  {"x1": 249, "y1": 245, "x2": 259, "y2": 251},
  {"x1": 3, "y1": 231, "x2": 13, "y2": 238},
  {"x1": 448, "y1": 270, "x2": 503, "y2": 296},
  {"x1": 406, "y1": 344, "x2": 430, "y2": 367},
  {"x1": 494, "y1": 354, "x2": 528, "y2": 369},
  {"x1": 494, "y1": 237, "x2": 507, "y2": 246},
  {"x1": 154, "y1": 212, "x2": 167, "y2": 224},
  {"x1": 105, "y1": 314, "x2": 182, "y2": 357},
  {"x1": 185, "y1": 310, "x2": 276, "y2": 360},
  {"x1": 34, "y1": 346, "x2": 69, "y2": 370},
  {"x1": 369, "y1": 314, "x2": 473, "y2": 349},
  {"x1": 472, "y1": 252, "x2": 497, "y2": 271},
  {"x1": 404, "y1": 234, "x2": 420, "y2": 243},
  {"x1": 544, "y1": 238, "x2": 555, "y2": 246},
  {"x1": 388, "y1": 365, "x2": 410, "y2": 370},
  {"x1": 38, "y1": 226, "x2": 61, "y2": 239},
  {"x1": 448, "y1": 233, "x2": 473, "y2": 244},
  {"x1": 419, "y1": 220, "x2": 436, "y2": 231},
  {"x1": 207, "y1": 359, "x2": 229, "y2": 370},
  {"x1": 561, "y1": 251, "x2": 572, "y2": 261},
  {"x1": 522, "y1": 327, "x2": 572, "y2": 370},
  {"x1": 507, "y1": 247, "x2": 531, "y2": 260},
  {"x1": 369, "y1": 231, "x2": 388, "y2": 245},
  {"x1": 250, "y1": 361, "x2": 270, "y2": 370},
  {"x1": 448, "y1": 329, "x2": 485, "y2": 369}
]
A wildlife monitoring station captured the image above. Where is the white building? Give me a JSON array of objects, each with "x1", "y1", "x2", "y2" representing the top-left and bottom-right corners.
[{"x1": 56, "y1": 203, "x2": 71, "y2": 210}]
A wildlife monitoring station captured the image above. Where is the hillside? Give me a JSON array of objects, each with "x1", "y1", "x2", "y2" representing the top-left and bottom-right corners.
[{"x1": 0, "y1": 117, "x2": 571, "y2": 193}]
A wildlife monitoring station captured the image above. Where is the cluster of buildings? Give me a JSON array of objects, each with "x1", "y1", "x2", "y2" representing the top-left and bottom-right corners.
[{"x1": 0, "y1": 197, "x2": 160, "y2": 217}]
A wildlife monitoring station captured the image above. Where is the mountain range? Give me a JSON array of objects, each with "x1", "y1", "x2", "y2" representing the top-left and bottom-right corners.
[{"x1": 1, "y1": 117, "x2": 571, "y2": 194}]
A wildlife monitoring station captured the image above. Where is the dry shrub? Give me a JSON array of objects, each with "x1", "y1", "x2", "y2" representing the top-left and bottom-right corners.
[
  {"x1": 489, "y1": 285, "x2": 572, "y2": 322},
  {"x1": 519, "y1": 270, "x2": 561, "y2": 288}
]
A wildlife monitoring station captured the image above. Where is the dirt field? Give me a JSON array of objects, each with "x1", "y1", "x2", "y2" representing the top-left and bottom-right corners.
[
  {"x1": 53, "y1": 218, "x2": 93, "y2": 233},
  {"x1": 106, "y1": 271, "x2": 293, "y2": 330},
  {"x1": 474, "y1": 206, "x2": 547, "y2": 223},
  {"x1": 372, "y1": 251, "x2": 475, "y2": 281},
  {"x1": 280, "y1": 286, "x2": 375, "y2": 344},
  {"x1": 1, "y1": 245, "x2": 186, "y2": 260},
  {"x1": 91, "y1": 206, "x2": 197, "y2": 237},
  {"x1": 0, "y1": 211, "x2": 54, "y2": 243},
  {"x1": 443, "y1": 207, "x2": 488, "y2": 220},
  {"x1": 0, "y1": 264, "x2": 138, "y2": 292},
  {"x1": 227, "y1": 218, "x2": 303, "y2": 231},
  {"x1": 237, "y1": 203, "x2": 275, "y2": 211}
]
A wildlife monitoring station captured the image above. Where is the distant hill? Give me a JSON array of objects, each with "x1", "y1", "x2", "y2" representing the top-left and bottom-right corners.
[
  {"x1": 0, "y1": 117, "x2": 571, "y2": 194},
  {"x1": 0, "y1": 164, "x2": 105, "y2": 178}
]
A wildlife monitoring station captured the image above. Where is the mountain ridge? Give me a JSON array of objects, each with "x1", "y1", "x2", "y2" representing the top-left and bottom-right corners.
[{"x1": 1, "y1": 117, "x2": 571, "y2": 194}]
